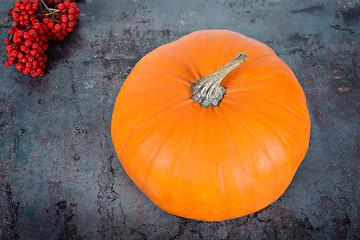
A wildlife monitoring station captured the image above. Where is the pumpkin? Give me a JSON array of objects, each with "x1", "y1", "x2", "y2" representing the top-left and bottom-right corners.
[{"x1": 111, "y1": 30, "x2": 310, "y2": 221}]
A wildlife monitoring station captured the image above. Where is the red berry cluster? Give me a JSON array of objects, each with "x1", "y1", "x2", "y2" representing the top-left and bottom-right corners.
[{"x1": 3, "y1": 0, "x2": 80, "y2": 77}]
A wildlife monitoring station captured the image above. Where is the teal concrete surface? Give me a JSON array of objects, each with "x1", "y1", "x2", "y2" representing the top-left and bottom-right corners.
[{"x1": 0, "y1": 0, "x2": 359, "y2": 239}]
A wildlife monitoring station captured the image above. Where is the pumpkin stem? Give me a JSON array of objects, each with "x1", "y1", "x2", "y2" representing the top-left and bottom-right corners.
[{"x1": 191, "y1": 53, "x2": 247, "y2": 107}]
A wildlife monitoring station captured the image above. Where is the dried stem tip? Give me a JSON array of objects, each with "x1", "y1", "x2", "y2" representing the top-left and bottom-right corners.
[{"x1": 191, "y1": 53, "x2": 248, "y2": 107}]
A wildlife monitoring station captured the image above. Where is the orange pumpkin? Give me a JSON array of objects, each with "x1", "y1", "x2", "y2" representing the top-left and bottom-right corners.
[{"x1": 111, "y1": 30, "x2": 310, "y2": 221}]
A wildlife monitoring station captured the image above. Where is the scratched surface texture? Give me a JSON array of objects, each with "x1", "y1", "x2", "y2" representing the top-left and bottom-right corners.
[{"x1": 0, "y1": 0, "x2": 359, "y2": 239}]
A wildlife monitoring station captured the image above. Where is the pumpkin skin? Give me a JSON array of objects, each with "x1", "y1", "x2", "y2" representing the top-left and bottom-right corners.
[{"x1": 111, "y1": 30, "x2": 310, "y2": 221}]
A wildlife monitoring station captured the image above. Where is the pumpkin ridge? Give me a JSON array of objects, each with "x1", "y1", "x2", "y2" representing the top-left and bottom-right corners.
[
  {"x1": 237, "y1": 41, "x2": 258, "y2": 55},
  {"x1": 218, "y1": 42, "x2": 259, "y2": 84},
  {"x1": 247, "y1": 89, "x2": 306, "y2": 108},
  {"x1": 222, "y1": 97, "x2": 296, "y2": 142},
  {"x1": 141, "y1": 106, "x2": 195, "y2": 186},
  {"x1": 188, "y1": 105, "x2": 204, "y2": 170},
  {"x1": 217, "y1": 163, "x2": 226, "y2": 197},
  {"x1": 223, "y1": 54, "x2": 274, "y2": 83},
  {"x1": 229, "y1": 95, "x2": 306, "y2": 124},
  {"x1": 221, "y1": 98, "x2": 292, "y2": 153},
  {"x1": 216, "y1": 106, "x2": 259, "y2": 186},
  {"x1": 166, "y1": 106, "x2": 204, "y2": 216},
  {"x1": 132, "y1": 68, "x2": 192, "y2": 85},
  {"x1": 118, "y1": 99, "x2": 192, "y2": 156},
  {"x1": 213, "y1": 35, "x2": 246, "y2": 71},
  {"x1": 176, "y1": 41, "x2": 202, "y2": 80},
  {"x1": 164, "y1": 107, "x2": 205, "y2": 215},
  {"x1": 155, "y1": 50, "x2": 196, "y2": 82},
  {"x1": 126, "y1": 86, "x2": 188, "y2": 94},
  {"x1": 212, "y1": 108, "x2": 234, "y2": 199},
  {"x1": 215, "y1": 107, "x2": 239, "y2": 154},
  {"x1": 226, "y1": 82, "x2": 300, "y2": 96},
  {"x1": 113, "y1": 97, "x2": 190, "y2": 128},
  {"x1": 117, "y1": 88, "x2": 185, "y2": 103},
  {"x1": 165, "y1": 108, "x2": 196, "y2": 206},
  {"x1": 227, "y1": 84, "x2": 286, "y2": 92},
  {"x1": 215, "y1": 106, "x2": 255, "y2": 204},
  {"x1": 221, "y1": 102, "x2": 274, "y2": 163},
  {"x1": 225, "y1": 68, "x2": 293, "y2": 89}
]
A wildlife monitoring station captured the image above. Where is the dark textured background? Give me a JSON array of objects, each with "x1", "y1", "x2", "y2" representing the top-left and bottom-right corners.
[{"x1": 1, "y1": 0, "x2": 359, "y2": 239}]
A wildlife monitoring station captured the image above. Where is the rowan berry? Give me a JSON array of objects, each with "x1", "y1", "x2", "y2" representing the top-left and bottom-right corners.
[
  {"x1": 32, "y1": 4, "x2": 38, "y2": 11},
  {"x1": 4, "y1": 38, "x2": 12, "y2": 45},
  {"x1": 68, "y1": 8, "x2": 75, "y2": 14},
  {"x1": 23, "y1": 32, "x2": 30, "y2": 39},
  {"x1": 27, "y1": 56, "x2": 34, "y2": 62},
  {"x1": 70, "y1": 14, "x2": 76, "y2": 20},
  {"x1": 42, "y1": 43, "x2": 48, "y2": 51},
  {"x1": 64, "y1": 1, "x2": 70, "y2": 8},
  {"x1": 37, "y1": 28, "x2": 44, "y2": 35},
  {"x1": 8, "y1": 28, "x2": 15, "y2": 34},
  {"x1": 55, "y1": 23, "x2": 61, "y2": 31},
  {"x1": 13, "y1": 37, "x2": 21, "y2": 43},
  {"x1": 29, "y1": 29, "x2": 37, "y2": 36},
  {"x1": 6, "y1": 46, "x2": 14, "y2": 52},
  {"x1": 47, "y1": 21, "x2": 54, "y2": 29},
  {"x1": 57, "y1": 3, "x2": 64, "y2": 10},
  {"x1": 34, "y1": 23, "x2": 41, "y2": 29},
  {"x1": 16, "y1": 63, "x2": 24, "y2": 71},
  {"x1": 25, "y1": 62, "x2": 32, "y2": 68},
  {"x1": 61, "y1": 15, "x2": 68, "y2": 23},
  {"x1": 25, "y1": 40, "x2": 32, "y2": 47},
  {"x1": 43, "y1": 18, "x2": 50, "y2": 24}
]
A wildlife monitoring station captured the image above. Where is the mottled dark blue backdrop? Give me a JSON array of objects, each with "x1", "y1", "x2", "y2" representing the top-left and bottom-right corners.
[{"x1": 0, "y1": 0, "x2": 359, "y2": 239}]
